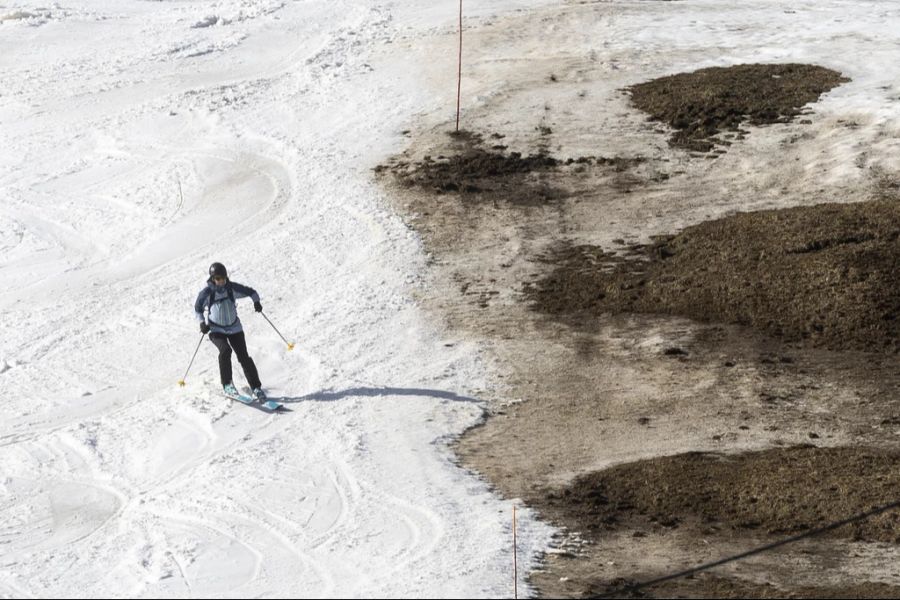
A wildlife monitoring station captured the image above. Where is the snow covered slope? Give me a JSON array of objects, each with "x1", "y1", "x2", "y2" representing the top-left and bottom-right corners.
[{"x1": 0, "y1": 1, "x2": 554, "y2": 597}]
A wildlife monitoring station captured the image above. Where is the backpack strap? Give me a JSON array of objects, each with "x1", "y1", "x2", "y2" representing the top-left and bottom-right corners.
[{"x1": 206, "y1": 282, "x2": 236, "y2": 310}]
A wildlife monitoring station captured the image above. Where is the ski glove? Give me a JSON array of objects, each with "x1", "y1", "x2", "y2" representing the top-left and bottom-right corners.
[
  {"x1": 200, "y1": 322, "x2": 210, "y2": 334},
  {"x1": 254, "y1": 301, "x2": 263, "y2": 313}
]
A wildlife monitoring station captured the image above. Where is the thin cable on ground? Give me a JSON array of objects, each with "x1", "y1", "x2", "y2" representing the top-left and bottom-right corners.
[{"x1": 594, "y1": 498, "x2": 900, "y2": 598}]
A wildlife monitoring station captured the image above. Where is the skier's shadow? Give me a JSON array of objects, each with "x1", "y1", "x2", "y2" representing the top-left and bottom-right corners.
[{"x1": 273, "y1": 386, "x2": 481, "y2": 404}]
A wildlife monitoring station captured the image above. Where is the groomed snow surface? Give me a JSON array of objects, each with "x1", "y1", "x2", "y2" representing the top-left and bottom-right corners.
[{"x1": 0, "y1": 1, "x2": 555, "y2": 597}]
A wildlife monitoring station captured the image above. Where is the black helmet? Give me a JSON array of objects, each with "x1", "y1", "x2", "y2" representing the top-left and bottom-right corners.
[{"x1": 209, "y1": 262, "x2": 228, "y2": 279}]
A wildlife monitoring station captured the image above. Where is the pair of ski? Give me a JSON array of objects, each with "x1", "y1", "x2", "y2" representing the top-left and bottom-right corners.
[{"x1": 224, "y1": 388, "x2": 285, "y2": 412}]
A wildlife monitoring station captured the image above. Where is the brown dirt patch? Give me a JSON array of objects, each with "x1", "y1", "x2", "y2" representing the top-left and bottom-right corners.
[
  {"x1": 592, "y1": 575, "x2": 900, "y2": 599},
  {"x1": 628, "y1": 63, "x2": 849, "y2": 152},
  {"x1": 557, "y1": 445, "x2": 900, "y2": 544},
  {"x1": 375, "y1": 130, "x2": 566, "y2": 206},
  {"x1": 375, "y1": 130, "x2": 646, "y2": 206},
  {"x1": 526, "y1": 199, "x2": 900, "y2": 353}
]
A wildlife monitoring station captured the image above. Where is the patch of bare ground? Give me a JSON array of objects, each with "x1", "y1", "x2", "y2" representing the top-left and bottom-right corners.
[
  {"x1": 377, "y1": 46, "x2": 900, "y2": 597},
  {"x1": 628, "y1": 64, "x2": 849, "y2": 152},
  {"x1": 594, "y1": 575, "x2": 900, "y2": 599},
  {"x1": 375, "y1": 129, "x2": 646, "y2": 206},
  {"x1": 526, "y1": 199, "x2": 900, "y2": 353},
  {"x1": 564, "y1": 446, "x2": 900, "y2": 544},
  {"x1": 545, "y1": 445, "x2": 900, "y2": 597}
]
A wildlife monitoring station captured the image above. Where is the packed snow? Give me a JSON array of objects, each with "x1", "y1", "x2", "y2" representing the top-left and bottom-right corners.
[{"x1": 0, "y1": 1, "x2": 555, "y2": 597}]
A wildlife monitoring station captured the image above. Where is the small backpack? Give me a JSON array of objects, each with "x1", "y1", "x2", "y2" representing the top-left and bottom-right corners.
[{"x1": 206, "y1": 283, "x2": 238, "y2": 327}]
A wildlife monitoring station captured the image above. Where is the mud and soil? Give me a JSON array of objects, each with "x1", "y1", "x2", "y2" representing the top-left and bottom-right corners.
[
  {"x1": 526, "y1": 199, "x2": 900, "y2": 353},
  {"x1": 628, "y1": 64, "x2": 849, "y2": 152},
  {"x1": 378, "y1": 41, "x2": 899, "y2": 599}
]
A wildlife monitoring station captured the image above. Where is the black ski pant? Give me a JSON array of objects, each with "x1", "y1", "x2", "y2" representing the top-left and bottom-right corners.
[{"x1": 208, "y1": 331, "x2": 262, "y2": 390}]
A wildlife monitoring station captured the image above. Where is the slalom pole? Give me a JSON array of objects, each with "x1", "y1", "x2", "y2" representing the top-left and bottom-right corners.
[
  {"x1": 178, "y1": 333, "x2": 206, "y2": 386},
  {"x1": 456, "y1": 0, "x2": 463, "y2": 132},
  {"x1": 513, "y1": 505, "x2": 518, "y2": 600},
  {"x1": 260, "y1": 311, "x2": 295, "y2": 351}
]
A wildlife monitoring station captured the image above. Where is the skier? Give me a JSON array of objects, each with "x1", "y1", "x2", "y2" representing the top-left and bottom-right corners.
[{"x1": 194, "y1": 262, "x2": 267, "y2": 401}]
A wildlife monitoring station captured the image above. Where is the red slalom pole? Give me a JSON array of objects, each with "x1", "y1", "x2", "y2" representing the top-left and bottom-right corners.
[
  {"x1": 456, "y1": 0, "x2": 463, "y2": 131},
  {"x1": 513, "y1": 505, "x2": 518, "y2": 599}
]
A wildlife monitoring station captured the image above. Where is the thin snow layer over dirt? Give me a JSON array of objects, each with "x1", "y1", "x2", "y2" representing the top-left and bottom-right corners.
[
  {"x1": 375, "y1": 0, "x2": 900, "y2": 597},
  {"x1": 0, "y1": 1, "x2": 554, "y2": 597}
]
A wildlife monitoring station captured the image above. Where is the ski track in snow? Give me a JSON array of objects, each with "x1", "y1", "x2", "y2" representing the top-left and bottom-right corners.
[{"x1": 0, "y1": 1, "x2": 554, "y2": 597}]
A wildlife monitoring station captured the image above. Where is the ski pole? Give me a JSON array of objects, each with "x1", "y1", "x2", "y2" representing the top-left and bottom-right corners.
[
  {"x1": 178, "y1": 333, "x2": 206, "y2": 386},
  {"x1": 260, "y1": 311, "x2": 295, "y2": 351}
]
